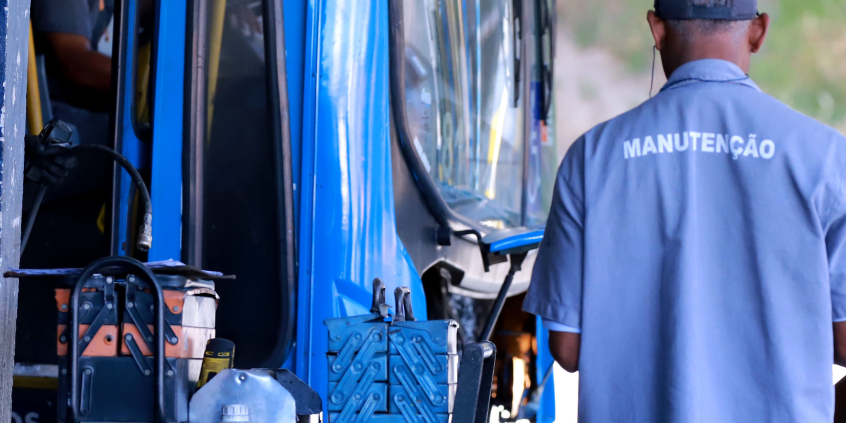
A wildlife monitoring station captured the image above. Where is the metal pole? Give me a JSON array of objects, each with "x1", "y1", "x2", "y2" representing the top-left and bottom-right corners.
[
  {"x1": 519, "y1": 0, "x2": 533, "y2": 226},
  {"x1": 0, "y1": 0, "x2": 32, "y2": 420},
  {"x1": 480, "y1": 252, "x2": 528, "y2": 341},
  {"x1": 480, "y1": 264, "x2": 518, "y2": 341}
]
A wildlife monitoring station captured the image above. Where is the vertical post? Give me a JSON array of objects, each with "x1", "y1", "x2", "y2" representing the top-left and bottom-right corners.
[
  {"x1": 519, "y1": 0, "x2": 532, "y2": 226},
  {"x1": 148, "y1": 0, "x2": 185, "y2": 261},
  {"x1": 0, "y1": 0, "x2": 32, "y2": 421}
]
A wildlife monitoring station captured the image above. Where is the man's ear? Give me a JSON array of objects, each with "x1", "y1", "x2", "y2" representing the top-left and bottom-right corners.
[
  {"x1": 749, "y1": 13, "x2": 770, "y2": 53},
  {"x1": 647, "y1": 10, "x2": 667, "y2": 51}
]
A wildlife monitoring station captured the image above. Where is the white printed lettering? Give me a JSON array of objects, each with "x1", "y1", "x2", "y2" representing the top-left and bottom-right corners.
[
  {"x1": 676, "y1": 133, "x2": 689, "y2": 151},
  {"x1": 716, "y1": 134, "x2": 729, "y2": 153},
  {"x1": 622, "y1": 131, "x2": 776, "y2": 161},
  {"x1": 743, "y1": 135, "x2": 760, "y2": 158},
  {"x1": 701, "y1": 133, "x2": 715, "y2": 152},
  {"x1": 759, "y1": 139, "x2": 776, "y2": 159},
  {"x1": 658, "y1": 134, "x2": 673, "y2": 153},
  {"x1": 642, "y1": 136, "x2": 658, "y2": 155},
  {"x1": 730, "y1": 136, "x2": 744, "y2": 160},
  {"x1": 689, "y1": 132, "x2": 702, "y2": 151},
  {"x1": 624, "y1": 139, "x2": 641, "y2": 159}
]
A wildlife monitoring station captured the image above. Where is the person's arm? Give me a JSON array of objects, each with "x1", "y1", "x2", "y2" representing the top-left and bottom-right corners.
[
  {"x1": 549, "y1": 331, "x2": 581, "y2": 373},
  {"x1": 542, "y1": 319, "x2": 581, "y2": 372},
  {"x1": 827, "y1": 167, "x2": 846, "y2": 367},
  {"x1": 523, "y1": 138, "x2": 587, "y2": 372},
  {"x1": 44, "y1": 32, "x2": 111, "y2": 93},
  {"x1": 835, "y1": 322, "x2": 846, "y2": 367}
]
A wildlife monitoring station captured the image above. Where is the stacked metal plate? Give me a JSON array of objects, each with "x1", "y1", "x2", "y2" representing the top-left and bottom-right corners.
[
  {"x1": 325, "y1": 281, "x2": 458, "y2": 423},
  {"x1": 326, "y1": 313, "x2": 390, "y2": 422}
]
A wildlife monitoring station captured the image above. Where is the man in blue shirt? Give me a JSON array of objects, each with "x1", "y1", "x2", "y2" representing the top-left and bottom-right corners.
[{"x1": 523, "y1": 0, "x2": 846, "y2": 421}]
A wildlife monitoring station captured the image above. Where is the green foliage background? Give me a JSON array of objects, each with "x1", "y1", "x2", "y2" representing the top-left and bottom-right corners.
[{"x1": 559, "y1": 0, "x2": 846, "y2": 131}]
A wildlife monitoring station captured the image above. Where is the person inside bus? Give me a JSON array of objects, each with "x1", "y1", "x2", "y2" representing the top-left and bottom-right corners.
[
  {"x1": 21, "y1": 0, "x2": 117, "y2": 263},
  {"x1": 28, "y1": 0, "x2": 116, "y2": 204},
  {"x1": 31, "y1": 0, "x2": 113, "y2": 109}
]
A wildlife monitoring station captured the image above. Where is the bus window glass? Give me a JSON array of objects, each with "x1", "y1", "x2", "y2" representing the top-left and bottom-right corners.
[
  {"x1": 200, "y1": 0, "x2": 287, "y2": 368},
  {"x1": 403, "y1": 0, "x2": 529, "y2": 229}
]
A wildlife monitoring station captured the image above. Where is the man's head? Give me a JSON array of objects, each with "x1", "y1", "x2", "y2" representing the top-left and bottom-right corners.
[{"x1": 647, "y1": 0, "x2": 770, "y2": 77}]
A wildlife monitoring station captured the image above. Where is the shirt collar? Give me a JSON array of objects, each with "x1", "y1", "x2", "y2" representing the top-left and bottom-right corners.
[{"x1": 660, "y1": 59, "x2": 761, "y2": 93}]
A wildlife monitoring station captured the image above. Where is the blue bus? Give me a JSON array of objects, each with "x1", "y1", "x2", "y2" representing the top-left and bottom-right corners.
[{"x1": 14, "y1": 0, "x2": 559, "y2": 421}]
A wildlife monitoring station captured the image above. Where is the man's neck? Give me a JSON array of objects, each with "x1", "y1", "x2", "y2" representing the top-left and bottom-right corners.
[{"x1": 663, "y1": 39, "x2": 751, "y2": 77}]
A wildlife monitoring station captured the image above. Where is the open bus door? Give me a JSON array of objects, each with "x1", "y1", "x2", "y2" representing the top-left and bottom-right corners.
[{"x1": 14, "y1": 0, "x2": 298, "y2": 418}]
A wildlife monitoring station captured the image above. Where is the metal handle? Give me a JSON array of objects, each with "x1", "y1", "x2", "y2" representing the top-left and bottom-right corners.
[
  {"x1": 393, "y1": 287, "x2": 415, "y2": 322},
  {"x1": 69, "y1": 256, "x2": 166, "y2": 423},
  {"x1": 370, "y1": 278, "x2": 386, "y2": 314},
  {"x1": 453, "y1": 341, "x2": 497, "y2": 423}
]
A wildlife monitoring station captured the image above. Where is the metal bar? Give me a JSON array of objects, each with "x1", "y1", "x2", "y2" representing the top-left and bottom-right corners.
[
  {"x1": 0, "y1": 4, "x2": 30, "y2": 420},
  {"x1": 205, "y1": 0, "x2": 227, "y2": 136},
  {"x1": 480, "y1": 252, "x2": 527, "y2": 341},
  {"x1": 107, "y1": 0, "x2": 126, "y2": 256},
  {"x1": 70, "y1": 257, "x2": 166, "y2": 423},
  {"x1": 35, "y1": 55, "x2": 54, "y2": 122},
  {"x1": 480, "y1": 264, "x2": 517, "y2": 342},
  {"x1": 124, "y1": 333, "x2": 154, "y2": 376},
  {"x1": 110, "y1": 0, "x2": 146, "y2": 257},
  {"x1": 26, "y1": 21, "x2": 43, "y2": 135},
  {"x1": 262, "y1": 0, "x2": 298, "y2": 367},
  {"x1": 453, "y1": 341, "x2": 497, "y2": 423},
  {"x1": 519, "y1": 0, "x2": 532, "y2": 226},
  {"x1": 182, "y1": 0, "x2": 208, "y2": 266},
  {"x1": 148, "y1": 0, "x2": 186, "y2": 261}
]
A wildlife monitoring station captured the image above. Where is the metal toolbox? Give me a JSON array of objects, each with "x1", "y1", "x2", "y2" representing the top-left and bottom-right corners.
[{"x1": 325, "y1": 280, "x2": 457, "y2": 423}]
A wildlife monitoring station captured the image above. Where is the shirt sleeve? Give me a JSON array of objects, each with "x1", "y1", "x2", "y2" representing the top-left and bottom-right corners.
[
  {"x1": 523, "y1": 137, "x2": 585, "y2": 330},
  {"x1": 31, "y1": 0, "x2": 95, "y2": 40},
  {"x1": 827, "y1": 186, "x2": 846, "y2": 322},
  {"x1": 542, "y1": 319, "x2": 582, "y2": 334}
]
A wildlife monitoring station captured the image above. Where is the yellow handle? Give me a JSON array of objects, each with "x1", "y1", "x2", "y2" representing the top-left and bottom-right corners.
[{"x1": 26, "y1": 21, "x2": 44, "y2": 135}]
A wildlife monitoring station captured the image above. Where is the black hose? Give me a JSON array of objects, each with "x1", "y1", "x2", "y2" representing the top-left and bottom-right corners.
[
  {"x1": 56, "y1": 144, "x2": 152, "y2": 227},
  {"x1": 21, "y1": 184, "x2": 48, "y2": 253},
  {"x1": 23, "y1": 144, "x2": 153, "y2": 255}
]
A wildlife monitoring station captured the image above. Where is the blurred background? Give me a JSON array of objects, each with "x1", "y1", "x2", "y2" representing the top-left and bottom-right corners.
[
  {"x1": 553, "y1": 0, "x2": 846, "y2": 158},
  {"x1": 551, "y1": 0, "x2": 846, "y2": 421}
]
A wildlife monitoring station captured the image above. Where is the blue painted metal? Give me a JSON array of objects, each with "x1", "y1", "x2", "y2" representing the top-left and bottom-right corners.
[
  {"x1": 293, "y1": 0, "x2": 320, "y2": 383},
  {"x1": 114, "y1": 0, "x2": 183, "y2": 260},
  {"x1": 147, "y1": 0, "x2": 185, "y2": 261},
  {"x1": 325, "y1": 312, "x2": 458, "y2": 422},
  {"x1": 295, "y1": 0, "x2": 428, "y2": 417},
  {"x1": 535, "y1": 316, "x2": 556, "y2": 422},
  {"x1": 487, "y1": 229, "x2": 544, "y2": 254},
  {"x1": 325, "y1": 313, "x2": 389, "y2": 420},
  {"x1": 279, "y1": 1, "x2": 306, "y2": 376},
  {"x1": 115, "y1": 0, "x2": 148, "y2": 256},
  {"x1": 282, "y1": 0, "x2": 307, "y2": 227},
  {"x1": 387, "y1": 354, "x2": 458, "y2": 385},
  {"x1": 388, "y1": 320, "x2": 458, "y2": 419}
]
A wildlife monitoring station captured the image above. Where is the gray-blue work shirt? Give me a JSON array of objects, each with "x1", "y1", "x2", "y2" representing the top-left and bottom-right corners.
[
  {"x1": 31, "y1": 0, "x2": 101, "y2": 42},
  {"x1": 524, "y1": 59, "x2": 846, "y2": 422}
]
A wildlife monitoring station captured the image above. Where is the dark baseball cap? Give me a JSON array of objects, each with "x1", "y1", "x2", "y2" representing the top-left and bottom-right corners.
[{"x1": 654, "y1": 0, "x2": 758, "y2": 20}]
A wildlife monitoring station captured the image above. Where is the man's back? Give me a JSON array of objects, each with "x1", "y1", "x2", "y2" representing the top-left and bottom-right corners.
[{"x1": 524, "y1": 59, "x2": 846, "y2": 422}]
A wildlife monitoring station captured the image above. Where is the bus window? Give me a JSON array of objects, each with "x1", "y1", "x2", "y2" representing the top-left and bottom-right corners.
[
  {"x1": 197, "y1": 0, "x2": 291, "y2": 368},
  {"x1": 403, "y1": 0, "x2": 533, "y2": 230}
]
